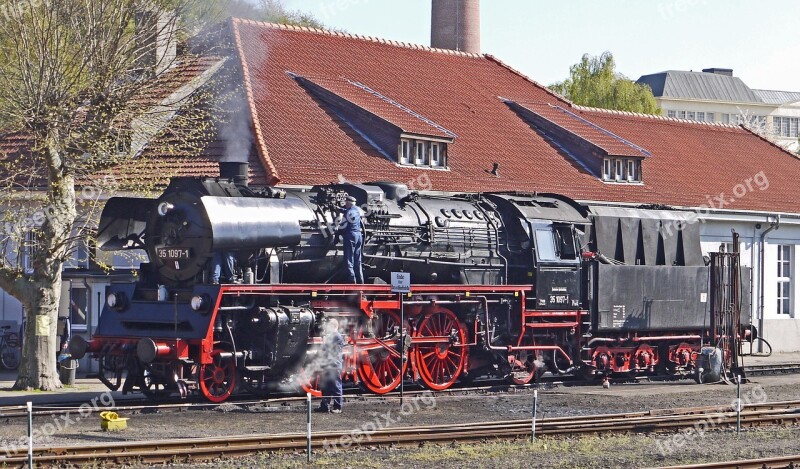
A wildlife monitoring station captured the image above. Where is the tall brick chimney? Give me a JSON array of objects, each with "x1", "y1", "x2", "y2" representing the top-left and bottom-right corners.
[
  {"x1": 135, "y1": 10, "x2": 178, "y2": 77},
  {"x1": 431, "y1": 0, "x2": 480, "y2": 54}
]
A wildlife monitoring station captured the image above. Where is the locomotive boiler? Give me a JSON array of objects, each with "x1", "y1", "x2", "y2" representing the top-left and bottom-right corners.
[{"x1": 70, "y1": 162, "x2": 750, "y2": 402}]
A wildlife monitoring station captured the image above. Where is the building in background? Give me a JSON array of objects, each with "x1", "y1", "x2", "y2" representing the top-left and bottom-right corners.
[{"x1": 637, "y1": 68, "x2": 800, "y2": 153}]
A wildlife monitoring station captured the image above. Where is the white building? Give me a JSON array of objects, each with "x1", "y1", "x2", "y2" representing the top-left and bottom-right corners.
[{"x1": 638, "y1": 68, "x2": 800, "y2": 153}]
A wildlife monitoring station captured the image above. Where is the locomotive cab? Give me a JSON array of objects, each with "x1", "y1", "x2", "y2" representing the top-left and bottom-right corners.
[{"x1": 483, "y1": 193, "x2": 590, "y2": 309}]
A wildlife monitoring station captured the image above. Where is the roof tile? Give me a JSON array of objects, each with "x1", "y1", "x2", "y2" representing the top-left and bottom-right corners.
[{"x1": 230, "y1": 20, "x2": 800, "y2": 214}]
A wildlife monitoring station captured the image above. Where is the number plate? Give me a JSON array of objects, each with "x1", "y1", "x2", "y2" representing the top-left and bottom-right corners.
[{"x1": 157, "y1": 247, "x2": 192, "y2": 260}]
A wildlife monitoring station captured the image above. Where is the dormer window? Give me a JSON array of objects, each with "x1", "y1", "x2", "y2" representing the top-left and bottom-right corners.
[
  {"x1": 505, "y1": 100, "x2": 650, "y2": 184},
  {"x1": 603, "y1": 158, "x2": 641, "y2": 183},
  {"x1": 400, "y1": 137, "x2": 448, "y2": 168}
]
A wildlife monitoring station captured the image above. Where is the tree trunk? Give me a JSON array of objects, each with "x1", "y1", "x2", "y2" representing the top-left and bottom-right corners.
[
  {"x1": 13, "y1": 276, "x2": 64, "y2": 391},
  {"x1": 12, "y1": 138, "x2": 76, "y2": 391}
]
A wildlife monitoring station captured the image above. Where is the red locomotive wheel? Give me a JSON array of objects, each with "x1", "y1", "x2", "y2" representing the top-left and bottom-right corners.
[
  {"x1": 357, "y1": 310, "x2": 407, "y2": 394},
  {"x1": 508, "y1": 334, "x2": 538, "y2": 385},
  {"x1": 414, "y1": 307, "x2": 467, "y2": 391},
  {"x1": 298, "y1": 367, "x2": 323, "y2": 397},
  {"x1": 199, "y1": 349, "x2": 237, "y2": 403}
]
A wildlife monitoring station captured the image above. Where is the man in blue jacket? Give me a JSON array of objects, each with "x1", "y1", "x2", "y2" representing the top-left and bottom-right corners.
[{"x1": 339, "y1": 195, "x2": 364, "y2": 284}]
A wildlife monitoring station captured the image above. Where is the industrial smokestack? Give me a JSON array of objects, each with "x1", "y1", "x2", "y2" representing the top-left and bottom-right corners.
[{"x1": 431, "y1": 0, "x2": 480, "y2": 54}]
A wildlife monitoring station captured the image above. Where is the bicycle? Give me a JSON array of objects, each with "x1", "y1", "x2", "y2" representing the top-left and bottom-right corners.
[{"x1": 0, "y1": 325, "x2": 21, "y2": 370}]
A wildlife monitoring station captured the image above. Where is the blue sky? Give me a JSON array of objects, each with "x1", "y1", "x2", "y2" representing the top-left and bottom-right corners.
[{"x1": 280, "y1": 0, "x2": 800, "y2": 91}]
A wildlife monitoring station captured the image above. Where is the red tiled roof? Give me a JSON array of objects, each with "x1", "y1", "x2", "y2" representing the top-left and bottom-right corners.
[
  {"x1": 230, "y1": 19, "x2": 800, "y2": 213},
  {"x1": 0, "y1": 55, "x2": 242, "y2": 191}
]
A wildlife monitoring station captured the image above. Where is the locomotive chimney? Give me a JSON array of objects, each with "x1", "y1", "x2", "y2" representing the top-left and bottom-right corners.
[
  {"x1": 219, "y1": 162, "x2": 249, "y2": 187},
  {"x1": 431, "y1": 0, "x2": 481, "y2": 54}
]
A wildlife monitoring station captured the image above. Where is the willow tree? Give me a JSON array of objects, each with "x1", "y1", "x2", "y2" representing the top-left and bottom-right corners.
[
  {"x1": 0, "y1": 0, "x2": 212, "y2": 390},
  {"x1": 550, "y1": 52, "x2": 660, "y2": 115}
]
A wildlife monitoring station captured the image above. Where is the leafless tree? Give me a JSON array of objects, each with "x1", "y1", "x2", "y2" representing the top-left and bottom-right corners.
[{"x1": 0, "y1": 0, "x2": 214, "y2": 390}]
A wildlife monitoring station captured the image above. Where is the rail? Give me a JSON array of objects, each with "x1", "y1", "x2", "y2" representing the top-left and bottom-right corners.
[{"x1": 2, "y1": 400, "x2": 800, "y2": 466}]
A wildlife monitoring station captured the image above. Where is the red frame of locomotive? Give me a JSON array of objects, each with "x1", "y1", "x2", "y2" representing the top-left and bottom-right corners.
[{"x1": 86, "y1": 281, "x2": 709, "y2": 402}]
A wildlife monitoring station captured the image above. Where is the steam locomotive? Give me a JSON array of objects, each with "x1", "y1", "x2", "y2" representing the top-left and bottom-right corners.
[{"x1": 70, "y1": 162, "x2": 749, "y2": 402}]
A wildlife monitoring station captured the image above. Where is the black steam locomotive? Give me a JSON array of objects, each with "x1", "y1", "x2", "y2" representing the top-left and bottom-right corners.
[{"x1": 70, "y1": 162, "x2": 749, "y2": 402}]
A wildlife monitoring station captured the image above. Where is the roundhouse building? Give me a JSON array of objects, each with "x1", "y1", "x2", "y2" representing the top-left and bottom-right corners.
[{"x1": 3, "y1": 13, "x2": 800, "y2": 374}]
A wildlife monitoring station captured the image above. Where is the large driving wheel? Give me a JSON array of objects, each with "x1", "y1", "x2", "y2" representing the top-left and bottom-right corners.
[
  {"x1": 413, "y1": 306, "x2": 467, "y2": 391},
  {"x1": 198, "y1": 349, "x2": 237, "y2": 403},
  {"x1": 357, "y1": 310, "x2": 407, "y2": 394}
]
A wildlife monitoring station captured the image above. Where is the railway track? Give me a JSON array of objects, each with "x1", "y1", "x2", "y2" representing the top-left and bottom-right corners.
[
  {"x1": 655, "y1": 454, "x2": 800, "y2": 469},
  {"x1": 2, "y1": 400, "x2": 800, "y2": 467},
  {"x1": 742, "y1": 362, "x2": 800, "y2": 376}
]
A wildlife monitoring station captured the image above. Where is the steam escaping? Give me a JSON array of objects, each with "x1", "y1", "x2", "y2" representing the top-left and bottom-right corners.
[{"x1": 219, "y1": 89, "x2": 253, "y2": 163}]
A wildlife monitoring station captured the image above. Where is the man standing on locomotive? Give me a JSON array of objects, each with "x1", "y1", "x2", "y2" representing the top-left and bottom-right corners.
[
  {"x1": 317, "y1": 319, "x2": 344, "y2": 413},
  {"x1": 339, "y1": 195, "x2": 364, "y2": 284}
]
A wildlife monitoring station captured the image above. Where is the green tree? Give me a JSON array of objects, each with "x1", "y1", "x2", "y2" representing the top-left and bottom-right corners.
[{"x1": 550, "y1": 52, "x2": 660, "y2": 115}]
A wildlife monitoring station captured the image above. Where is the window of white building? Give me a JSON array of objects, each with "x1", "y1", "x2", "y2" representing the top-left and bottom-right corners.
[
  {"x1": 773, "y1": 117, "x2": 800, "y2": 138},
  {"x1": 777, "y1": 245, "x2": 793, "y2": 316},
  {"x1": 667, "y1": 110, "x2": 715, "y2": 123},
  {"x1": 70, "y1": 287, "x2": 88, "y2": 327}
]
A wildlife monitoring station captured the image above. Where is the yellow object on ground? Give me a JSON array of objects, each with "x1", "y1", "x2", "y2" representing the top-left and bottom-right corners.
[{"x1": 99, "y1": 411, "x2": 129, "y2": 431}]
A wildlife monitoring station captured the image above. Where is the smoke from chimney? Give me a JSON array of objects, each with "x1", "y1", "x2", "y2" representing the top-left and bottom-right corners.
[
  {"x1": 431, "y1": 0, "x2": 480, "y2": 54},
  {"x1": 218, "y1": 89, "x2": 254, "y2": 164}
]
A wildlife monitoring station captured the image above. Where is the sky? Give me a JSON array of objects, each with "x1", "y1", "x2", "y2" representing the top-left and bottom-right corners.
[{"x1": 278, "y1": 0, "x2": 800, "y2": 91}]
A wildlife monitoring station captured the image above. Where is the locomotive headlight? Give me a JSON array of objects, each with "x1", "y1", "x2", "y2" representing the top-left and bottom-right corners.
[
  {"x1": 157, "y1": 202, "x2": 175, "y2": 217},
  {"x1": 107, "y1": 292, "x2": 128, "y2": 311},
  {"x1": 190, "y1": 294, "x2": 210, "y2": 312}
]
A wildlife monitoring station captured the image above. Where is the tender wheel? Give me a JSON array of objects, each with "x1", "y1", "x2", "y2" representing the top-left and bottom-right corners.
[
  {"x1": 198, "y1": 349, "x2": 237, "y2": 403},
  {"x1": 413, "y1": 306, "x2": 467, "y2": 391},
  {"x1": 507, "y1": 333, "x2": 540, "y2": 385},
  {"x1": 357, "y1": 310, "x2": 407, "y2": 394}
]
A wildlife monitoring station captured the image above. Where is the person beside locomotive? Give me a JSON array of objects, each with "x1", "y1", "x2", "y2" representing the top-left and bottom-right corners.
[
  {"x1": 317, "y1": 319, "x2": 345, "y2": 413},
  {"x1": 338, "y1": 195, "x2": 364, "y2": 284}
]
